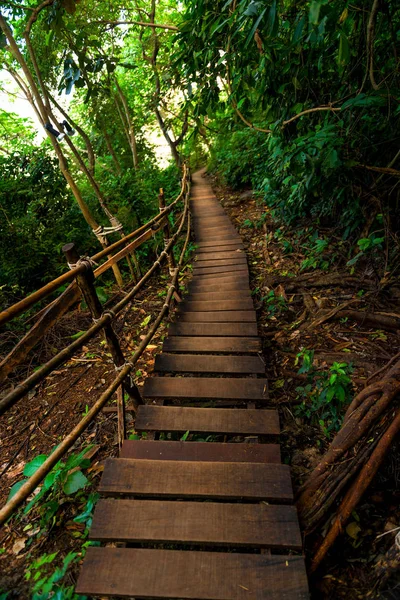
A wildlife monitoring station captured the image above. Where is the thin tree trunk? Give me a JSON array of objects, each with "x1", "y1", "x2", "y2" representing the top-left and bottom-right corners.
[{"x1": 114, "y1": 80, "x2": 139, "y2": 169}]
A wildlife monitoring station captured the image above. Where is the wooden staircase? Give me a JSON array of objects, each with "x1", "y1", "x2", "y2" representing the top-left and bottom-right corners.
[{"x1": 76, "y1": 170, "x2": 309, "y2": 599}]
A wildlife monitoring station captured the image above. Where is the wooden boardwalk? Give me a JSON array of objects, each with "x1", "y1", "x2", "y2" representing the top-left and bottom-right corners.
[{"x1": 76, "y1": 171, "x2": 309, "y2": 599}]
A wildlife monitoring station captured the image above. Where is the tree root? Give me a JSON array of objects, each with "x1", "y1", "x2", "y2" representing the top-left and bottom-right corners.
[{"x1": 297, "y1": 360, "x2": 400, "y2": 539}]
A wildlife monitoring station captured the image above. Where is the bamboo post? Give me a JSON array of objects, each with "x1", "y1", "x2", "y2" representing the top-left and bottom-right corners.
[{"x1": 62, "y1": 243, "x2": 142, "y2": 449}]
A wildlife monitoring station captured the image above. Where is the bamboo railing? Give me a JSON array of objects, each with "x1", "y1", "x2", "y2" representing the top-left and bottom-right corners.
[
  {"x1": 0, "y1": 166, "x2": 191, "y2": 525},
  {"x1": 0, "y1": 166, "x2": 189, "y2": 384}
]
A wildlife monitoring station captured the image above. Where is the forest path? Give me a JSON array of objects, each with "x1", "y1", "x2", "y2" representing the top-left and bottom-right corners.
[{"x1": 76, "y1": 169, "x2": 310, "y2": 599}]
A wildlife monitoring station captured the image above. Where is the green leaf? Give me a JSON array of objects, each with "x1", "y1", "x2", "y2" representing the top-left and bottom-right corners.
[
  {"x1": 63, "y1": 471, "x2": 88, "y2": 495},
  {"x1": 23, "y1": 454, "x2": 48, "y2": 477},
  {"x1": 266, "y1": 0, "x2": 277, "y2": 37},
  {"x1": 180, "y1": 430, "x2": 190, "y2": 441},
  {"x1": 309, "y1": 1, "x2": 321, "y2": 25},
  {"x1": 245, "y1": 8, "x2": 267, "y2": 48},
  {"x1": 338, "y1": 32, "x2": 350, "y2": 70},
  {"x1": 70, "y1": 330, "x2": 86, "y2": 340},
  {"x1": 7, "y1": 480, "x2": 26, "y2": 502}
]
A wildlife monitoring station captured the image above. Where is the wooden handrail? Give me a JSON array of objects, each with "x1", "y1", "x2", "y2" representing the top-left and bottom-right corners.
[
  {"x1": 0, "y1": 193, "x2": 191, "y2": 527},
  {"x1": 0, "y1": 165, "x2": 188, "y2": 328},
  {"x1": 0, "y1": 180, "x2": 190, "y2": 417}
]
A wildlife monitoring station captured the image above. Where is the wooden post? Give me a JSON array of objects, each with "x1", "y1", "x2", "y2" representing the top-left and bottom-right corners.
[{"x1": 62, "y1": 243, "x2": 143, "y2": 449}]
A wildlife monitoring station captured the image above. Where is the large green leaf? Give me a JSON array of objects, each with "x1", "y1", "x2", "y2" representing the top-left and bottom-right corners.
[
  {"x1": 63, "y1": 471, "x2": 88, "y2": 495},
  {"x1": 23, "y1": 454, "x2": 48, "y2": 477}
]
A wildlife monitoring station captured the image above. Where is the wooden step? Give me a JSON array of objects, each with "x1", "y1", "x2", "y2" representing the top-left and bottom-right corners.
[
  {"x1": 187, "y1": 282, "x2": 250, "y2": 293},
  {"x1": 195, "y1": 235, "x2": 242, "y2": 242},
  {"x1": 135, "y1": 406, "x2": 280, "y2": 435},
  {"x1": 168, "y1": 322, "x2": 257, "y2": 337},
  {"x1": 191, "y1": 272, "x2": 249, "y2": 282},
  {"x1": 163, "y1": 336, "x2": 261, "y2": 353},
  {"x1": 120, "y1": 440, "x2": 279, "y2": 462},
  {"x1": 180, "y1": 299, "x2": 253, "y2": 311},
  {"x1": 195, "y1": 244, "x2": 244, "y2": 253},
  {"x1": 183, "y1": 291, "x2": 251, "y2": 301},
  {"x1": 143, "y1": 377, "x2": 268, "y2": 402},
  {"x1": 76, "y1": 548, "x2": 309, "y2": 599},
  {"x1": 154, "y1": 354, "x2": 264, "y2": 373},
  {"x1": 193, "y1": 265, "x2": 248, "y2": 276},
  {"x1": 196, "y1": 239, "x2": 243, "y2": 248},
  {"x1": 90, "y1": 499, "x2": 300, "y2": 548},
  {"x1": 98, "y1": 458, "x2": 293, "y2": 501},
  {"x1": 194, "y1": 258, "x2": 247, "y2": 268},
  {"x1": 196, "y1": 251, "x2": 246, "y2": 261},
  {"x1": 176, "y1": 310, "x2": 256, "y2": 322}
]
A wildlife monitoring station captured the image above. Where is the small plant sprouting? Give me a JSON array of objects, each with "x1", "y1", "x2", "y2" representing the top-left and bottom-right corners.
[
  {"x1": 294, "y1": 349, "x2": 353, "y2": 436},
  {"x1": 262, "y1": 290, "x2": 287, "y2": 318}
]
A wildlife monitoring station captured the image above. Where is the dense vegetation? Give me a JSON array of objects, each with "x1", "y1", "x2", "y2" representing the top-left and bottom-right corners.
[
  {"x1": 0, "y1": 1, "x2": 399, "y2": 597},
  {"x1": 1, "y1": 0, "x2": 399, "y2": 301}
]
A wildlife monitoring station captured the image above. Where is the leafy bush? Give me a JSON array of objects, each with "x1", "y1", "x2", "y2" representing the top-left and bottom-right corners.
[{"x1": 294, "y1": 349, "x2": 353, "y2": 436}]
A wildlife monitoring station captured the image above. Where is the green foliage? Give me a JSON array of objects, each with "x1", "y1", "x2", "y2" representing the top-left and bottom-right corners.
[
  {"x1": 25, "y1": 546, "x2": 92, "y2": 600},
  {"x1": 347, "y1": 233, "x2": 385, "y2": 267},
  {"x1": 176, "y1": 0, "x2": 399, "y2": 236},
  {"x1": 8, "y1": 448, "x2": 92, "y2": 532},
  {"x1": 262, "y1": 290, "x2": 287, "y2": 318},
  {"x1": 294, "y1": 349, "x2": 353, "y2": 436}
]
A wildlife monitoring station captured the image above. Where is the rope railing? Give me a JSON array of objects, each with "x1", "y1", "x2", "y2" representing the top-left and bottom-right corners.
[
  {"x1": 0, "y1": 176, "x2": 191, "y2": 526},
  {"x1": 0, "y1": 164, "x2": 189, "y2": 328},
  {"x1": 0, "y1": 166, "x2": 189, "y2": 385}
]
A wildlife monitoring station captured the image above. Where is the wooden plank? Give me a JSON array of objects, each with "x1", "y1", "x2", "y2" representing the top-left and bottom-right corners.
[
  {"x1": 98, "y1": 458, "x2": 293, "y2": 502},
  {"x1": 195, "y1": 244, "x2": 244, "y2": 253},
  {"x1": 197, "y1": 239, "x2": 243, "y2": 248},
  {"x1": 76, "y1": 548, "x2": 309, "y2": 599},
  {"x1": 168, "y1": 322, "x2": 257, "y2": 337},
  {"x1": 190, "y1": 273, "x2": 249, "y2": 283},
  {"x1": 135, "y1": 405, "x2": 279, "y2": 435},
  {"x1": 180, "y1": 299, "x2": 253, "y2": 311},
  {"x1": 176, "y1": 310, "x2": 256, "y2": 322},
  {"x1": 194, "y1": 258, "x2": 247, "y2": 268},
  {"x1": 195, "y1": 235, "x2": 241, "y2": 242},
  {"x1": 193, "y1": 265, "x2": 248, "y2": 275},
  {"x1": 120, "y1": 440, "x2": 279, "y2": 462},
  {"x1": 154, "y1": 353, "x2": 264, "y2": 373},
  {"x1": 183, "y1": 291, "x2": 251, "y2": 301},
  {"x1": 196, "y1": 251, "x2": 246, "y2": 260},
  {"x1": 188, "y1": 282, "x2": 249, "y2": 293},
  {"x1": 90, "y1": 500, "x2": 300, "y2": 548},
  {"x1": 163, "y1": 336, "x2": 261, "y2": 353},
  {"x1": 144, "y1": 377, "x2": 268, "y2": 401}
]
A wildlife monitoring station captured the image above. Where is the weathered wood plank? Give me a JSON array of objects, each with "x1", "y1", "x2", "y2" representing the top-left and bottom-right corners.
[
  {"x1": 180, "y1": 299, "x2": 253, "y2": 311},
  {"x1": 154, "y1": 353, "x2": 264, "y2": 373},
  {"x1": 163, "y1": 336, "x2": 261, "y2": 353},
  {"x1": 183, "y1": 291, "x2": 251, "y2": 301},
  {"x1": 120, "y1": 440, "x2": 279, "y2": 462},
  {"x1": 76, "y1": 548, "x2": 309, "y2": 599},
  {"x1": 99, "y1": 458, "x2": 293, "y2": 502},
  {"x1": 135, "y1": 406, "x2": 280, "y2": 435},
  {"x1": 193, "y1": 265, "x2": 248, "y2": 275},
  {"x1": 196, "y1": 239, "x2": 243, "y2": 248},
  {"x1": 195, "y1": 244, "x2": 244, "y2": 253},
  {"x1": 168, "y1": 322, "x2": 257, "y2": 337},
  {"x1": 176, "y1": 310, "x2": 256, "y2": 322},
  {"x1": 143, "y1": 377, "x2": 268, "y2": 401},
  {"x1": 90, "y1": 500, "x2": 300, "y2": 549},
  {"x1": 194, "y1": 258, "x2": 247, "y2": 269},
  {"x1": 188, "y1": 281, "x2": 249, "y2": 292},
  {"x1": 196, "y1": 250, "x2": 245, "y2": 261}
]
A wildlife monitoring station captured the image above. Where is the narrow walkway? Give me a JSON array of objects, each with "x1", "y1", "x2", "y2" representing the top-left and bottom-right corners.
[{"x1": 76, "y1": 171, "x2": 309, "y2": 599}]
